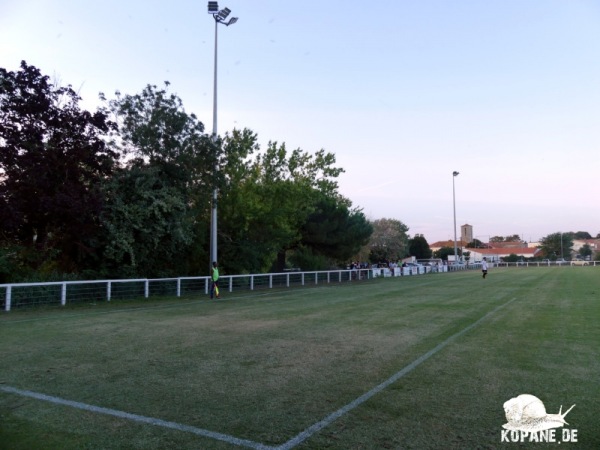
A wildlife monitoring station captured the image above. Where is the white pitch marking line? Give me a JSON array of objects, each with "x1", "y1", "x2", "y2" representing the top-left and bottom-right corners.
[
  {"x1": 275, "y1": 297, "x2": 517, "y2": 450},
  {"x1": 0, "y1": 385, "x2": 275, "y2": 450}
]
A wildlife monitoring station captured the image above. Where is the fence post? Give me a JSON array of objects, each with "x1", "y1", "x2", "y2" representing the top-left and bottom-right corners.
[
  {"x1": 5, "y1": 286, "x2": 11, "y2": 312},
  {"x1": 315, "y1": 273, "x2": 318, "y2": 285},
  {"x1": 250, "y1": 275, "x2": 254, "y2": 290},
  {"x1": 61, "y1": 283, "x2": 67, "y2": 306},
  {"x1": 286, "y1": 273, "x2": 290, "y2": 287},
  {"x1": 177, "y1": 278, "x2": 181, "y2": 297},
  {"x1": 145, "y1": 280, "x2": 149, "y2": 298},
  {"x1": 107, "y1": 281, "x2": 112, "y2": 302},
  {"x1": 269, "y1": 274, "x2": 273, "y2": 289},
  {"x1": 301, "y1": 273, "x2": 305, "y2": 286}
]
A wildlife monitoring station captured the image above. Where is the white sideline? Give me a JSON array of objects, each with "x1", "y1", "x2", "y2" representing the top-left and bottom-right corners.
[
  {"x1": 0, "y1": 385, "x2": 275, "y2": 450},
  {"x1": 1, "y1": 297, "x2": 516, "y2": 449}
]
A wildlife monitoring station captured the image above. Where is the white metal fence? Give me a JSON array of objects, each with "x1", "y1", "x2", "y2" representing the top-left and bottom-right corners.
[
  {"x1": 2, "y1": 269, "x2": 373, "y2": 311},
  {"x1": 1, "y1": 262, "x2": 597, "y2": 311}
]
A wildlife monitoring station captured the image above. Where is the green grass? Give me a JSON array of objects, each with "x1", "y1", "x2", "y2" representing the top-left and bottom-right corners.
[{"x1": 1, "y1": 267, "x2": 599, "y2": 449}]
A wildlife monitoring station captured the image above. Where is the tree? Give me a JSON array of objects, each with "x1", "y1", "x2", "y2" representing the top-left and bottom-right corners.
[
  {"x1": 296, "y1": 196, "x2": 373, "y2": 269},
  {"x1": 217, "y1": 133, "x2": 348, "y2": 273},
  {"x1": 502, "y1": 253, "x2": 520, "y2": 263},
  {"x1": 367, "y1": 218, "x2": 409, "y2": 263},
  {"x1": 467, "y1": 239, "x2": 488, "y2": 248},
  {"x1": 0, "y1": 62, "x2": 117, "y2": 275},
  {"x1": 97, "y1": 83, "x2": 215, "y2": 277},
  {"x1": 408, "y1": 234, "x2": 432, "y2": 259},
  {"x1": 433, "y1": 246, "x2": 461, "y2": 261},
  {"x1": 97, "y1": 166, "x2": 195, "y2": 277},
  {"x1": 578, "y1": 243, "x2": 592, "y2": 260},
  {"x1": 490, "y1": 235, "x2": 521, "y2": 243},
  {"x1": 539, "y1": 232, "x2": 574, "y2": 260}
]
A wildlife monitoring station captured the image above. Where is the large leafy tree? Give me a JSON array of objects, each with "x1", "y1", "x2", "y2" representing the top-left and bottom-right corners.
[
  {"x1": 98, "y1": 166, "x2": 195, "y2": 277},
  {"x1": 539, "y1": 232, "x2": 574, "y2": 260},
  {"x1": 578, "y1": 243, "x2": 592, "y2": 259},
  {"x1": 0, "y1": 61, "x2": 117, "y2": 274},
  {"x1": 97, "y1": 84, "x2": 216, "y2": 277},
  {"x1": 217, "y1": 135, "x2": 315, "y2": 273},
  {"x1": 295, "y1": 196, "x2": 373, "y2": 269},
  {"x1": 367, "y1": 218, "x2": 410, "y2": 264},
  {"x1": 218, "y1": 131, "x2": 352, "y2": 273},
  {"x1": 408, "y1": 234, "x2": 432, "y2": 259}
]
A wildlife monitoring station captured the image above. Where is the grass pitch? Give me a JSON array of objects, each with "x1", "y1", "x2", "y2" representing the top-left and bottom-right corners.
[{"x1": 1, "y1": 267, "x2": 599, "y2": 449}]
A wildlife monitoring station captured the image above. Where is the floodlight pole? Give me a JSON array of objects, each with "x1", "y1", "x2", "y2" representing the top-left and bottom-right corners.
[
  {"x1": 452, "y1": 171, "x2": 460, "y2": 264},
  {"x1": 560, "y1": 232, "x2": 563, "y2": 259},
  {"x1": 207, "y1": 2, "x2": 238, "y2": 268}
]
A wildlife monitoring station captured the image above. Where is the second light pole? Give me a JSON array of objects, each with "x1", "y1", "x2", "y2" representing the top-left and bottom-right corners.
[
  {"x1": 207, "y1": 2, "x2": 238, "y2": 267},
  {"x1": 452, "y1": 171, "x2": 460, "y2": 264}
]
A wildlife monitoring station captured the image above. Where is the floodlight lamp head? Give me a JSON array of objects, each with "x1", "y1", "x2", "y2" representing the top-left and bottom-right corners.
[
  {"x1": 226, "y1": 16, "x2": 238, "y2": 26},
  {"x1": 453, "y1": 171, "x2": 459, "y2": 177},
  {"x1": 208, "y1": 1, "x2": 219, "y2": 14},
  {"x1": 217, "y1": 7, "x2": 231, "y2": 20}
]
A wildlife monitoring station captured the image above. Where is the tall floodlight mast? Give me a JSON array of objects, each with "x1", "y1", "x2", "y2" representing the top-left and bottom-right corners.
[{"x1": 207, "y1": 2, "x2": 238, "y2": 267}]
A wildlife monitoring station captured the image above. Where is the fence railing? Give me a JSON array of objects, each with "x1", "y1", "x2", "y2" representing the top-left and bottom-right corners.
[
  {"x1": 495, "y1": 261, "x2": 599, "y2": 268},
  {"x1": 2, "y1": 261, "x2": 597, "y2": 312},
  {"x1": 2, "y1": 269, "x2": 374, "y2": 311}
]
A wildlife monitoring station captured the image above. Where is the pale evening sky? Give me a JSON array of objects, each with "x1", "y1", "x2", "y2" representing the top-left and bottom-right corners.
[{"x1": 1, "y1": 0, "x2": 599, "y2": 243}]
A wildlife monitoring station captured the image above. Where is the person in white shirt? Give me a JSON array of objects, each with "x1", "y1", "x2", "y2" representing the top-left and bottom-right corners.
[{"x1": 482, "y1": 257, "x2": 488, "y2": 279}]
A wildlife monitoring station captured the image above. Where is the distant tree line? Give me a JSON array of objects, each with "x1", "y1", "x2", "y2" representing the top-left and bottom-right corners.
[{"x1": 1, "y1": 62, "x2": 376, "y2": 282}]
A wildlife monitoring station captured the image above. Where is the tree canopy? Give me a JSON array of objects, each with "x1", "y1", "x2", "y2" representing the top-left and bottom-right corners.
[
  {"x1": 217, "y1": 131, "x2": 368, "y2": 273},
  {"x1": 539, "y1": 232, "x2": 574, "y2": 260},
  {"x1": 0, "y1": 61, "x2": 117, "y2": 275},
  {"x1": 490, "y1": 235, "x2": 521, "y2": 243},
  {"x1": 93, "y1": 83, "x2": 215, "y2": 277},
  {"x1": 0, "y1": 63, "x2": 376, "y2": 281},
  {"x1": 367, "y1": 218, "x2": 409, "y2": 264},
  {"x1": 408, "y1": 234, "x2": 432, "y2": 259}
]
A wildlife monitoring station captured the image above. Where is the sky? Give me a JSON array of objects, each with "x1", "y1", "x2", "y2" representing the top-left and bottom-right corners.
[{"x1": 1, "y1": 0, "x2": 599, "y2": 243}]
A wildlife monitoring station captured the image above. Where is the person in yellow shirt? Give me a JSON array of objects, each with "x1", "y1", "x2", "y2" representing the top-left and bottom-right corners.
[{"x1": 210, "y1": 261, "x2": 220, "y2": 299}]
